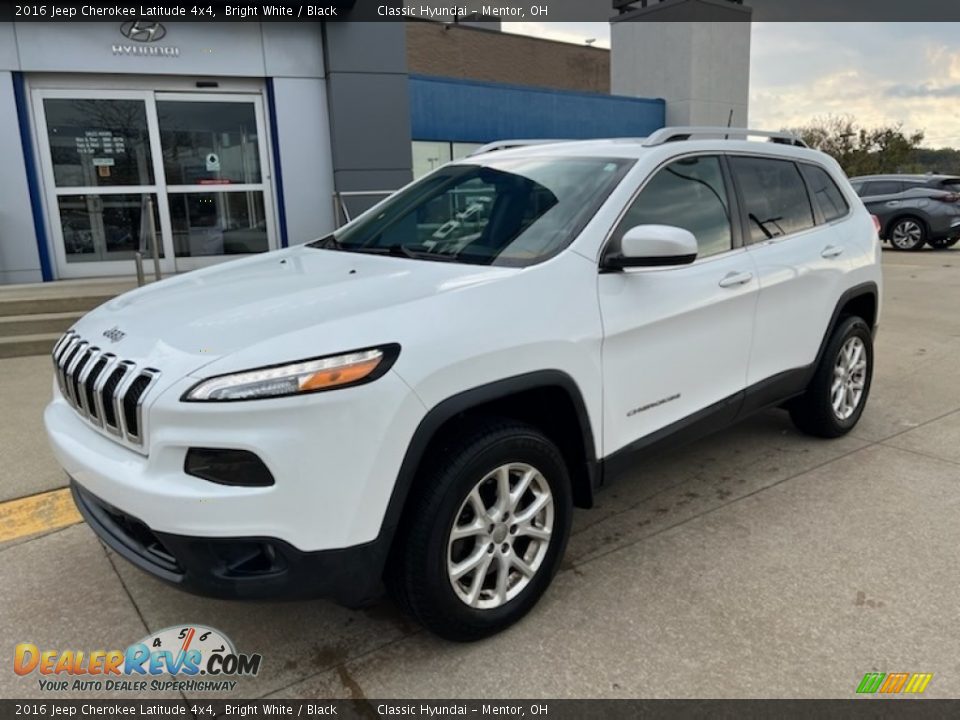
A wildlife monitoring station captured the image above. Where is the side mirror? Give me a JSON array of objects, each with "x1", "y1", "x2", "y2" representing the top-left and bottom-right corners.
[{"x1": 603, "y1": 225, "x2": 698, "y2": 270}]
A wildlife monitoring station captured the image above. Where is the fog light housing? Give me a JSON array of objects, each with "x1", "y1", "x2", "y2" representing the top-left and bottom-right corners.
[{"x1": 184, "y1": 448, "x2": 275, "y2": 487}]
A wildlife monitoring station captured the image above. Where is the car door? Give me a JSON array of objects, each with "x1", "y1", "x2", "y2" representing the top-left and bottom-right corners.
[
  {"x1": 858, "y1": 180, "x2": 905, "y2": 231},
  {"x1": 731, "y1": 156, "x2": 851, "y2": 390},
  {"x1": 598, "y1": 154, "x2": 758, "y2": 458}
]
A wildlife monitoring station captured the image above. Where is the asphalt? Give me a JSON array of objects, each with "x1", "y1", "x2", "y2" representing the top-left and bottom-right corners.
[{"x1": 1, "y1": 248, "x2": 958, "y2": 700}]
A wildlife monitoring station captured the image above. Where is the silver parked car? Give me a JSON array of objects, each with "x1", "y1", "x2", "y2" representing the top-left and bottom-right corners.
[{"x1": 850, "y1": 174, "x2": 960, "y2": 250}]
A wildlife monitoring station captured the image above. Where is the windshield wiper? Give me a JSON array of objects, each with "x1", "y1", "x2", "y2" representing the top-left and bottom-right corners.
[
  {"x1": 343, "y1": 245, "x2": 461, "y2": 262},
  {"x1": 307, "y1": 234, "x2": 342, "y2": 250}
]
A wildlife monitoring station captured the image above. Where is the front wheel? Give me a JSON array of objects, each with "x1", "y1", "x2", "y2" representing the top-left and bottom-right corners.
[
  {"x1": 887, "y1": 217, "x2": 927, "y2": 251},
  {"x1": 387, "y1": 419, "x2": 572, "y2": 641},
  {"x1": 789, "y1": 316, "x2": 874, "y2": 438}
]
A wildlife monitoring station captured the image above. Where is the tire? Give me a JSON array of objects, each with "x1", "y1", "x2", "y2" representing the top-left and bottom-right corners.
[
  {"x1": 789, "y1": 316, "x2": 874, "y2": 438},
  {"x1": 887, "y1": 216, "x2": 927, "y2": 251},
  {"x1": 387, "y1": 419, "x2": 572, "y2": 641},
  {"x1": 927, "y1": 237, "x2": 959, "y2": 250}
]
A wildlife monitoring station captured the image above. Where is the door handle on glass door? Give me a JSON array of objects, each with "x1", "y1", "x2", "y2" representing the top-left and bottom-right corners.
[
  {"x1": 718, "y1": 271, "x2": 753, "y2": 288},
  {"x1": 821, "y1": 245, "x2": 844, "y2": 259}
]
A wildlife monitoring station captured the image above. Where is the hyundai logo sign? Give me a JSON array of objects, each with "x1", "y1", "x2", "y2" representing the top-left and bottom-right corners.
[{"x1": 119, "y1": 21, "x2": 167, "y2": 43}]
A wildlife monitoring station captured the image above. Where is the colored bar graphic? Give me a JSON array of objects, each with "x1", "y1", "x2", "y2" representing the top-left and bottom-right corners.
[
  {"x1": 880, "y1": 672, "x2": 909, "y2": 693},
  {"x1": 856, "y1": 672, "x2": 933, "y2": 694},
  {"x1": 904, "y1": 673, "x2": 934, "y2": 694},
  {"x1": 857, "y1": 673, "x2": 886, "y2": 694}
]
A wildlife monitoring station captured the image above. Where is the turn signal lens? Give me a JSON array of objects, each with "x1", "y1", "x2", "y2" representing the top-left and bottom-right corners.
[
  {"x1": 298, "y1": 357, "x2": 383, "y2": 391},
  {"x1": 183, "y1": 346, "x2": 399, "y2": 401}
]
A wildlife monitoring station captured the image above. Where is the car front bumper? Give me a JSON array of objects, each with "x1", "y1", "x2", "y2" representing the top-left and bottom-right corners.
[
  {"x1": 71, "y1": 479, "x2": 385, "y2": 606},
  {"x1": 44, "y1": 368, "x2": 425, "y2": 552}
]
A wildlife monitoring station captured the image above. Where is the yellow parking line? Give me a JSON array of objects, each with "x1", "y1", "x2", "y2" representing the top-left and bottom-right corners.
[{"x1": 0, "y1": 488, "x2": 83, "y2": 544}]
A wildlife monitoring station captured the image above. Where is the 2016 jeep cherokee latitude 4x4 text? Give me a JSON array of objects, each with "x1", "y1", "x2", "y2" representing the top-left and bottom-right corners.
[{"x1": 45, "y1": 128, "x2": 882, "y2": 641}]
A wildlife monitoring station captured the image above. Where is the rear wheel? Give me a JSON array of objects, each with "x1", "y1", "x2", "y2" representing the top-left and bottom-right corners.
[
  {"x1": 387, "y1": 419, "x2": 572, "y2": 641},
  {"x1": 887, "y1": 217, "x2": 927, "y2": 251},
  {"x1": 789, "y1": 316, "x2": 874, "y2": 438}
]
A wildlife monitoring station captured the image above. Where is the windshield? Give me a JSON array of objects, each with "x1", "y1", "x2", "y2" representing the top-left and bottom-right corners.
[{"x1": 310, "y1": 156, "x2": 634, "y2": 266}]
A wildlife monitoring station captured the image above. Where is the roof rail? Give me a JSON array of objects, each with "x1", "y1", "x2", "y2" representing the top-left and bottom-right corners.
[
  {"x1": 468, "y1": 139, "x2": 569, "y2": 156},
  {"x1": 642, "y1": 127, "x2": 808, "y2": 148}
]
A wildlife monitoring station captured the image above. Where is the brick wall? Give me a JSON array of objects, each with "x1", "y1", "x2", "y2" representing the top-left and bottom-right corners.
[{"x1": 406, "y1": 21, "x2": 610, "y2": 94}]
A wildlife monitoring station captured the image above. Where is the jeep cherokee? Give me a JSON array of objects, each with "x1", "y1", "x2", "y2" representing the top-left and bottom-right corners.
[{"x1": 45, "y1": 127, "x2": 882, "y2": 641}]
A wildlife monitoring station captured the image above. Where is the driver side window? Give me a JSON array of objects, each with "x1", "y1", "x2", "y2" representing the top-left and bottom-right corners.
[{"x1": 614, "y1": 155, "x2": 733, "y2": 259}]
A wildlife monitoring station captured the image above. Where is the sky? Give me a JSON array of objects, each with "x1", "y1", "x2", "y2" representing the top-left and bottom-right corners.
[{"x1": 501, "y1": 22, "x2": 960, "y2": 148}]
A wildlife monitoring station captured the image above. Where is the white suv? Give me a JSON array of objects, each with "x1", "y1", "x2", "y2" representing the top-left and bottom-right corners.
[{"x1": 45, "y1": 128, "x2": 881, "y2": 641}]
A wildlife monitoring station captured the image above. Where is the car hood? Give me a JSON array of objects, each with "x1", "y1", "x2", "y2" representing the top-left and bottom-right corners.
[{"x1": 71, "y1": 247, "x2": 516, "y2": 373}]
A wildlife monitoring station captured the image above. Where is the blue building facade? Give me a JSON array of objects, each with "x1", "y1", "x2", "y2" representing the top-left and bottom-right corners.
[{"x1": 408, "y1": 74, "x2": 665, "y2": 177}]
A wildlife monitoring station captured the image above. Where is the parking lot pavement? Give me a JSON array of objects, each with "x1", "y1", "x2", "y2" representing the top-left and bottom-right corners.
[
  {"x1": 1, "y1": 248, "x2": 958, "y2": 700},
  {"x1": 0, "y1": 355, "x2": 69, "y2": 503}
]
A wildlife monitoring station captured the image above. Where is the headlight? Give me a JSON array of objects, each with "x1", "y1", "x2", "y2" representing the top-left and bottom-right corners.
[{"x1": 182, "y1": 345, "x2": 400, "y2": 401}]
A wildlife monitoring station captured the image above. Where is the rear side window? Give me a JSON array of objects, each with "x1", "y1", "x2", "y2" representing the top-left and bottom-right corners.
[
  {"x1": 614, "y1": 155, "x2": 733, "y2": 259},
  {"x1": 730, "y1": 156, "x2": 815, "y2": 243},
  {"x1": 862, "y1": 181, "x2": 902, "y2": 196},
  {"x1": 800, "y1": 164, "x2": 850, "y2": 222}
]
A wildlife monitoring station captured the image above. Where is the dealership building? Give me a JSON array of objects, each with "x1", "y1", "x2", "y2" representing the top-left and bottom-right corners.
[{"x1": 0, "y1": 4, "x2": 748, "y2": 284}]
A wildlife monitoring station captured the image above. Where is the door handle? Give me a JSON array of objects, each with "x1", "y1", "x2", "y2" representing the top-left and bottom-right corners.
[
  {"x1": 821, "y1": 245, "x2": 844, "y2": 259},
  {"x1": 718, "y1": 271, "x2": 753, "y2": 288}
]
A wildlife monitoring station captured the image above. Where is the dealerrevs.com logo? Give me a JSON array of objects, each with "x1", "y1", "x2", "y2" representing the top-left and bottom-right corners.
[{"x1": 14, "y1": 625, "x2": 262, "y2": 693}]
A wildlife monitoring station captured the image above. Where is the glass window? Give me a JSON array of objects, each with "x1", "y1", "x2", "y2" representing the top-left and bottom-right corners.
[
  {"x1": 412, "y1": 141, "x2": 453, "y2": 180},
  {"x1": 57, "y1": 194, "x2": 163, "y2": 263},
  {"x1": 800, "y1": 164, "x2": 849, "y2": 222},
  {"x1": 43, "y1": 99, "x2": 154, "y2": 188},
  {"x1": 169, "y1": 192, "x2": 268, "y2": 257},
  {"x1": 158, "y1": 101, "x2": 261, "y2": 185},
  {"x1": 313, "y1": 156, "x2": 633, "y2": 266},
  {"x1": 861, "y1": 181, "x2": 902, "y2": 197},
  {"x1": 614, "y1": 155, "x2": 733, "y2": 259},
  {"x1": 730, "y1": 157, "x2": 815, "y2": 242}
]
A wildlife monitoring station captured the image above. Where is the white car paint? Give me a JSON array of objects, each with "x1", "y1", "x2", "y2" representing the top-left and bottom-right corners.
[{"x1": 44, "y1": 134, "x2": 881, "y2": 558}]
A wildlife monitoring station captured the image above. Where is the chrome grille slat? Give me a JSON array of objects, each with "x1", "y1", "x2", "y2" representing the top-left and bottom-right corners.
[
  {"x1": 75, "y1": 347, "x2": 101, "y2": 418},
  {"x1": 56, "y1": 335, "x2": 81, "y2": 397},
  {"x1": 92, "y1": 354, "x2": 119, "y2": 429},
  {"x1": 63, "y1": 340, "x2": 89, "y2": 408},
  {"x1": 50, "y1": 333, "x2": 159, "y2": 450},
  {"x1": 101, "y1": 364, "x2": 129, "y2": 434},
  {"x1": 83, "y1": 355, "x2": 109, "y2": 425},
  {"x1": 113, "y1": 363, "x2": 138, "y2": 439},
  {"x1": 51, "y1": 331, "x2": 72, "y2": 364},
  {"x1": 69, "y1": 347, "x2": 94, "y2": 414}
]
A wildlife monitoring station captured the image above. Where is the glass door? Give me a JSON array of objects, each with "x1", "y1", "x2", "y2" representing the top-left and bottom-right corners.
[
  {"x1": 156, "y1": 93, "x2": 275, "y2": 271},
  {"x1": 33, "y1": 88, "x2": 277, "y2": 279},
  {"x1": 33, "y1": 90, "x2": 176, "y2": 278}
]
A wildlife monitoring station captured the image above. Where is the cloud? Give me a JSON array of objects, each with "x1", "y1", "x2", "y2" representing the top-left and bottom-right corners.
[
  {"x1": 886, "y1": 83, "x2": 960, "y2": 98},
  {"x1": 501, "y1": 22, "x2": 611, "y2": 48},
  {"x1": 502, "y1": 21, "x2": 960, "y2": 147}
]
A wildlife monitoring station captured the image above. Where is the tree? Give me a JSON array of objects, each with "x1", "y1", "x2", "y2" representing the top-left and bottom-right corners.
[{"x1": 783, "y1": 115, "x2": 925, "y2": 176}]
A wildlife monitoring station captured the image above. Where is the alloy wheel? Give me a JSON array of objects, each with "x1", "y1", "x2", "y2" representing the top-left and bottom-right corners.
[
  {"x1": 890, "y1": 220, "x2": 923, "y2": 249},
  {"x1": 446, "y1": 462, "x2": 554, "y2": 609},
  {"x1": 831, "y1": 336, "x2": 867, "y2": 420}
]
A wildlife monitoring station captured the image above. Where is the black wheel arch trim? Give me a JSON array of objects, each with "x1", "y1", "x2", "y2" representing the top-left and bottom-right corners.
[
  {"x1": 372, "y1": 370, "x2": 598, "y2": 576},
  {"x1": 806, "y1": 281, "x2": 879, "y2": 387}
]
